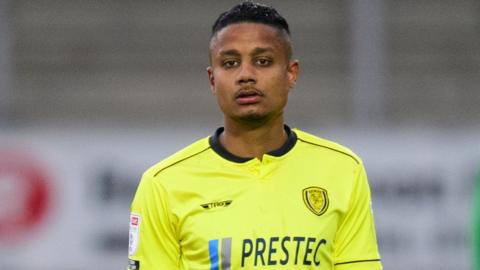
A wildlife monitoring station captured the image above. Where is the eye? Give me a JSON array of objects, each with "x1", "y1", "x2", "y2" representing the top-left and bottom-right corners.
[
  {"x1": 255, "y1": 58, "x2": 272, "y2": 66},
  {"x1": 222, "y1": 59, "x2": 240, "y2": 68}
]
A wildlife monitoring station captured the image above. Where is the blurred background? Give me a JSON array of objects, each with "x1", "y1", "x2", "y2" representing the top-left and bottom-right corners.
[{"x1": 0, "y1": 0, "x2": 479, "y2": 269}]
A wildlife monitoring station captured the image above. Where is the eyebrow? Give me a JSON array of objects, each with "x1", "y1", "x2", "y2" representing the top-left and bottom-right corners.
[
  {"x1": 250, "y1": 47, "x2": 274, "y2": 56},
  {"x1": 218, "y1": 47, "x2": 275, "y2": 58},
  {"x1": 219, "y1": 49, "x2": 241, "y2": 57}
]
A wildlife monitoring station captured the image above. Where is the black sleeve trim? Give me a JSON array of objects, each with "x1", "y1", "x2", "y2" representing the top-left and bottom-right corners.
[{"x1": 334, "y1": 259, "x2": 381, "y2": 265}]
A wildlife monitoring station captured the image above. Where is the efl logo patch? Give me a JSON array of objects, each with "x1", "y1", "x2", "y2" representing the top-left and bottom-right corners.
[
  {"x1": 129, "y1": 213, "x2": 141, "y2": 256},
  {"x1": 303, "y1": 187, "x2": 329, "y2": 216}
]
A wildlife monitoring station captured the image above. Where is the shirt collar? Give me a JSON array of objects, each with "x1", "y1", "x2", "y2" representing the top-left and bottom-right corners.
[{"x1": 209, "y1": 125, "x2": 297, "y2": 163}]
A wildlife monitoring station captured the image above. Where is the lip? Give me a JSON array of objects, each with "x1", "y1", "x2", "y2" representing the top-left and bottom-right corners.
[{"x1": 235, "y1": 88, "x2": 264, "y2": 105}]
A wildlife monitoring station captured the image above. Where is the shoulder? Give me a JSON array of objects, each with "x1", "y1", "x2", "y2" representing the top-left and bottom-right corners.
[
  {"x1": 293, "y1": 128, "x2": 362, "y2": 165},
  {"x1": 143, "y1": 136, "x2": 211, "y2": 178}
]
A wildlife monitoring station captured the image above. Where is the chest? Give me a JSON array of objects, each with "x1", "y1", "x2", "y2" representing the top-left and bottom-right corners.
[{"x1": 169, "y1": 162, "x2": 355, "y2": 269}]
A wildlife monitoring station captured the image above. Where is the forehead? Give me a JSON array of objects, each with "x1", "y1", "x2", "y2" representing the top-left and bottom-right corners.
[{"x1": 210, "y1": 23, "x2": 286, "y2": 55}]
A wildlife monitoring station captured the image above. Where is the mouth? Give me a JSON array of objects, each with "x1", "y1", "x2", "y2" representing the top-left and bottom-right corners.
[{"x1": 235, "y1": 88, "x2": 264, "y2": 105}]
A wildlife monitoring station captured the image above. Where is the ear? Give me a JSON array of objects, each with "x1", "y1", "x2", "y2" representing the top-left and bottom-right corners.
[
  {"x1": 207, "y1": 66, "x2": 216, "y2": 94},
  {"x1": 287, "y1": 60, "x2": 299, "y2": 89}
]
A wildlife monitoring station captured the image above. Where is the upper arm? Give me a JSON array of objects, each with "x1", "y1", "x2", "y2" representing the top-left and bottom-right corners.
[
  {"x1": 333, "y1": 164, "x2": 382, "y2": 270},
  {"x1": 128, "y1": 173, "x2": 181, "y2": 270}
]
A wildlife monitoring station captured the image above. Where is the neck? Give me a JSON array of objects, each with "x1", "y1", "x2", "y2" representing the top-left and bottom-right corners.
[{"x1": 220, "y1": 115, "x2": 287, "y2": 160}]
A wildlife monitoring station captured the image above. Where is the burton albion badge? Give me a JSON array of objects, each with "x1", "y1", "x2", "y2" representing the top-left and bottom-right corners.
[{"x1": 303, "y1": 187, "x2": 329, "y2": 216}]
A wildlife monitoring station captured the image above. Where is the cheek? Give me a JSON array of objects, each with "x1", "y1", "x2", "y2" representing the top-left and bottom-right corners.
[
  {"x1": 213, "y1": 70, "x2": 237, "y2": 94},
  {"x1": 270, "y1": 79, "x2": 290, "y2": 106},
  {"x1": 212, "y1": 79, "x2": 231, "y2": 107},
  {"x1": 212, "y1": 71, "x2": 231, "y2": 89},
  {"x1": 268, "y1": 72, "x2": 290, "y2": 94}
]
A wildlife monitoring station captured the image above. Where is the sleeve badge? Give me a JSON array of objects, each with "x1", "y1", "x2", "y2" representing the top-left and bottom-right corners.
[{"x1": 128, "y1": 213, "x2": 141, "y2": 256}]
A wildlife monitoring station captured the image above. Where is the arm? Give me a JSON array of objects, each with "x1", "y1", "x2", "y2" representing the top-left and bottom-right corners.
[
  {"x1": 333, "y1": 164, "x2": 382, "y2": 270},
  {"x1": 128, "y1": 172, "x2": 181, "y2": 269}
]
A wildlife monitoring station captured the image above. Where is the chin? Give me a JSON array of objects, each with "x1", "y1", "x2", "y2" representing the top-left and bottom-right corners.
[{"x1": 234, "y1": 112, "x2": 272, "y2": 125}]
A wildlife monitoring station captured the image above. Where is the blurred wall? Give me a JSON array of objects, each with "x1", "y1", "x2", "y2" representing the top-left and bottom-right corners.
[
  {"x1": 7, "y1": 0, "x2": 480, "y2": 129},
  {"x1": 0, "y1": 1, "x2": 479, "y2": 270}
]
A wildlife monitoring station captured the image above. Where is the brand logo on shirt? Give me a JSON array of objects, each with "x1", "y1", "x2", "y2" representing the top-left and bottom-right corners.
[
  {"x1": 303, "y1": 187, "x2": 329, "y2": 216},
  {"x1": 241, "y1": 236, "x2": 327, "y2": 267},
  {"x1": 208, "y1": 236, "x2": 327, "y2": 268},
  {"x1": 201, "y1": 200, "x2": 233, "y2": 210}
]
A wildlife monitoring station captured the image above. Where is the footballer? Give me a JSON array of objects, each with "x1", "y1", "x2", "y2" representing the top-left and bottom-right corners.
[{"x1": 128, "y1": 2, "x2": 382, "y2": 270}]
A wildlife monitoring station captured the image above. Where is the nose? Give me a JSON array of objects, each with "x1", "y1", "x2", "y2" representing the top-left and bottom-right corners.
[{"x1": 236, "y1": 62, "x2": 257, "y2": 85}]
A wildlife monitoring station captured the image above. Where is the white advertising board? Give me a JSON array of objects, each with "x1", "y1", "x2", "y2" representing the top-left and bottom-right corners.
[{"x1": 0, "y1": 127, "x2": 478, "y2": 270}]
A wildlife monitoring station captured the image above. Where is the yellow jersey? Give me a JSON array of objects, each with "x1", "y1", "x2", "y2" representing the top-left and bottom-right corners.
[{"x1": 128, "y1": 126, "x2": 381, "y2": 270}]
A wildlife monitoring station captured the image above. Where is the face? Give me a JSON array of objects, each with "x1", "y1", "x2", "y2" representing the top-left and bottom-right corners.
[{"x1": 207, "y1": 23, "x2": 299, "y2": 125}]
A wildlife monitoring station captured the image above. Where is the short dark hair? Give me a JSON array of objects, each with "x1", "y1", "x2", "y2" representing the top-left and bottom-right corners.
[{"x1": 211, "y1": 1, "x2": 290, "y2": 38}]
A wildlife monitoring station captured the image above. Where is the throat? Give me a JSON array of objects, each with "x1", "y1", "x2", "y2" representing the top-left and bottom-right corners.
[{"x1": 219, "y1": 123, "x2": 288, "y2": 160}]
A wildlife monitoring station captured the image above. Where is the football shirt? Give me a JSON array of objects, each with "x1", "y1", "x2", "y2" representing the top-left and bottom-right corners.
[{"x1": 128, "y1": 126, "x2": 382, "y2": 270}]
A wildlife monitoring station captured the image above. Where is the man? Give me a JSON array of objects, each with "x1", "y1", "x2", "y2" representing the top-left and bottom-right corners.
[{"x1": 128, "y1": 2, "x2": 382, "y2": 270}]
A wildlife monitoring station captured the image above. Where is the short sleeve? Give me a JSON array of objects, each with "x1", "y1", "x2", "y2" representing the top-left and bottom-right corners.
[
  {"x1": 333, "y1": 164, "x2": 382, "y2": 270},
  {"x1": 128, "y1": 172, "x2": 180, "y2": 270}
]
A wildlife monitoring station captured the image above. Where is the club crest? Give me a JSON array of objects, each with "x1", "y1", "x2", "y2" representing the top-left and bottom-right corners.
[{"x1": 303, "y1": 187, "x2": 329, "y2": 216}]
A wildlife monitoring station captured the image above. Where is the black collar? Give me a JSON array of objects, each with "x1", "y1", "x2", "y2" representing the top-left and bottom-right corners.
[{"x1": 209, "y1": 125, "x2": 297, "y2": 163}]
